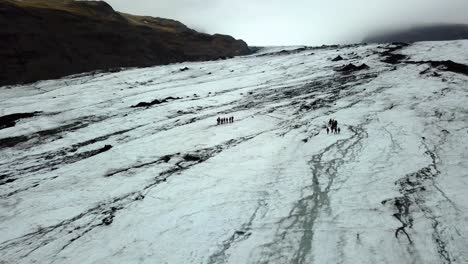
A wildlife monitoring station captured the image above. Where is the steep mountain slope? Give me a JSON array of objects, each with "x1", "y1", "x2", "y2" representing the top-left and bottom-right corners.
[
  {"x1": 0, "y1": 0, "x2": 250, "y2": 86},
  {"x1": 1, "y1": 40, "x2": 468, "y2": 263},
  {"x1": 363, "y1": 24, "x2": 468, "y2": 43}
]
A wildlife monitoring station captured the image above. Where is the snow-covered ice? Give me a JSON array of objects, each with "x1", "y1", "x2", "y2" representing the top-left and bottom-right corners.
[{"x1": 1, "y1": 40, "x2": 468, "y2": 264}]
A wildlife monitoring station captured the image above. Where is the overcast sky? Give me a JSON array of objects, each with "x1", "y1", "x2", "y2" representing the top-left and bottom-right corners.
[{"x1": 106, "y1": 0, "x2": 468, "y2": 46}]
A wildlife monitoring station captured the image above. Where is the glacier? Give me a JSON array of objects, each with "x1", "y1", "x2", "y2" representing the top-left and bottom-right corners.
[{"x1": 1, "y1": 40, "x2": 468, "y2": 264}]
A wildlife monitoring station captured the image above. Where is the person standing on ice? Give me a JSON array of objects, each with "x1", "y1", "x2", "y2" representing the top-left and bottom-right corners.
[
  {"x1": 217, "y1": 117, "x2": 220, "y2": 125},
  {"x1": 331, "y1": 120, "x2": 336, "y2": 134},
  {"x1": 326, "y1": 127, "x2": 329, "y2": 134}
]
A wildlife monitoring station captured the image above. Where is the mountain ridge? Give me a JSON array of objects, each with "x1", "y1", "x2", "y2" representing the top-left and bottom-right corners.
[
  {"x1": 363, "y1": 24, "x2": 468, "y2": 43},
  {"x1": 0, "y1": 0, "x2": 251, "y2": 86}
]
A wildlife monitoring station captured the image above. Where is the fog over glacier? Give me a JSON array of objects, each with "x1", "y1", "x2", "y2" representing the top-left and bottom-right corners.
[{"x1": 107, "y1": 0, "x2": 468, "y2": 45}]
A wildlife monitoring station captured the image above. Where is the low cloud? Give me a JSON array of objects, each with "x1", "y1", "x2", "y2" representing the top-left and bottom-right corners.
[{"x1": 106, "y1": 0, "x2": 468, "y2": 45}]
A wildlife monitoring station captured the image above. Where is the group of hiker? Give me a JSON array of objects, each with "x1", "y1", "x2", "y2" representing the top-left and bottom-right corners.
[
  {"x1": 327, "y1": 118, "x2": 340, "y2": 134},
  {"x1": 217, "y1": 116, "x2": 234, "y2": 125}
]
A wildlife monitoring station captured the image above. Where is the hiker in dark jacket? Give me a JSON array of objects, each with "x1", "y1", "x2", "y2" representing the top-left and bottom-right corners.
[{"x1": 217, "y1": 117, "x2": 221, "y2": 125}]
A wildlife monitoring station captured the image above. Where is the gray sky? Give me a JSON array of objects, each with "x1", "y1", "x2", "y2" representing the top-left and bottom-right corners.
[{"x1": 106, "y1": 0, "x2": 468, "y2": 45}]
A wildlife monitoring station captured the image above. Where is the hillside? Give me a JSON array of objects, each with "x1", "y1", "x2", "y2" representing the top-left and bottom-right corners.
[
  {"x1": 0, "y1": 0, "x2": 250, "y2": 86},
  {"x1": 1, "y1": 40, "x2": 468, "y2": 263},
  {"x1": 363, "y1": 24, "x2": 468, "y2": 43}
]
